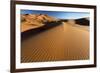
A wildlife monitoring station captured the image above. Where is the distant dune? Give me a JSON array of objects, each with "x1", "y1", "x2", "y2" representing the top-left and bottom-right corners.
[
  {"x1": 21, "y1": 14, "x2": 89, "y2": 32},
  {"x1": 21, "y1": 14, "x2": 58, "y2": 32}
]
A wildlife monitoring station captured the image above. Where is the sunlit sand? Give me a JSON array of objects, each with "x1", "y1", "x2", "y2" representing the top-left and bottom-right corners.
[{"x1": 21, "y1": 21, "x2": 89, "y2": 62}]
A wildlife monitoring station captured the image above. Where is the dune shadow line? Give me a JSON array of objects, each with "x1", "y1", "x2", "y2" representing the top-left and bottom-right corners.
[{"x1": 21, "y1": 21, "x2": 62, "y2": 40}]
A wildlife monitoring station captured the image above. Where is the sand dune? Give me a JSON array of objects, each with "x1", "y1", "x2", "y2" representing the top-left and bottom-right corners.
[
  {"x1": 21, "y1": 14, "x2": 58, "y2": 32},
  {"x1": 21, "y1": 14, "x2": 89, "y2": 32},
  {"x1": 21, "y1": 18, "x2": 89, "y2": 62}
]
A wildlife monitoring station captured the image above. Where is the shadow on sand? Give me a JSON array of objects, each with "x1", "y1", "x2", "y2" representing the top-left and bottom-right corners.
[{"x1": 21, "y1": 21, "x2": 62, "y2": 40}]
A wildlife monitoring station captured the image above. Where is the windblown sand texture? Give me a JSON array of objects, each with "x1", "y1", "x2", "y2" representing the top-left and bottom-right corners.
[{"x1": 21, "y1": 14, "x2": 89, "y2": 63}]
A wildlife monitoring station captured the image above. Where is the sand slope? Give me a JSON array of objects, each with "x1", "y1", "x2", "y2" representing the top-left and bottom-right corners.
[
  {"x1": 21, "y1": 14, "x2": 58, "y2": 32},
  {"x1": 21, "y1": 21, "x2": 89, "y2": 62}
]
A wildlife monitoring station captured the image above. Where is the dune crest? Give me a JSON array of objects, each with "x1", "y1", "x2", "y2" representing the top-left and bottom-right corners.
[
  {"x1": 21, "y1": 14, "x2": 89, "y2": 32},
  {"x1": 21, "y1": 14, "x2": 58, "y2": 32}
]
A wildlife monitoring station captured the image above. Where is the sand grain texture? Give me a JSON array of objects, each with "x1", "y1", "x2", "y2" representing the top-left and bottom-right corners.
[{"x1": 21, "y1": 22, "x2": 89, "y2": 62}]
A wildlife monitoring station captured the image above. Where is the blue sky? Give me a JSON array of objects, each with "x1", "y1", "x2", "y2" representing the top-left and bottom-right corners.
[{"x1": 21, "y1": 9, "x2": 90, "y2": 19}]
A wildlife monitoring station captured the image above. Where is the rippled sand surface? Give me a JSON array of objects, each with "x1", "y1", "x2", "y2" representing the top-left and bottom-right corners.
[{"x1": 21, "y1": 22, "x2": 89, "y2": 63}]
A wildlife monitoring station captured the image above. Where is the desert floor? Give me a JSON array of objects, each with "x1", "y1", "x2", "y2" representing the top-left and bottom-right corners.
[{"x1": 21, "y1": 22, "x2": 89, "y2": 63}]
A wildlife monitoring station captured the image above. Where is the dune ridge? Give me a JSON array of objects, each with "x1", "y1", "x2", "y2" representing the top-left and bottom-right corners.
[{"x1": 21, "y1": 14, "x2": 89, "y2": 32}]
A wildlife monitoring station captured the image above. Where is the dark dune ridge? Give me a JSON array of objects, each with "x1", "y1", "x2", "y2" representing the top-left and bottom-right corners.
[
  {"x1": 21, "y1": 18, "x2": 89, "y2": 40},
  {"x1": 21, "y1": 21, "x2": 62, "y2": 40},
  {"x1": 75, "y1": 18, "x2": 89, "y2": 26}
]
